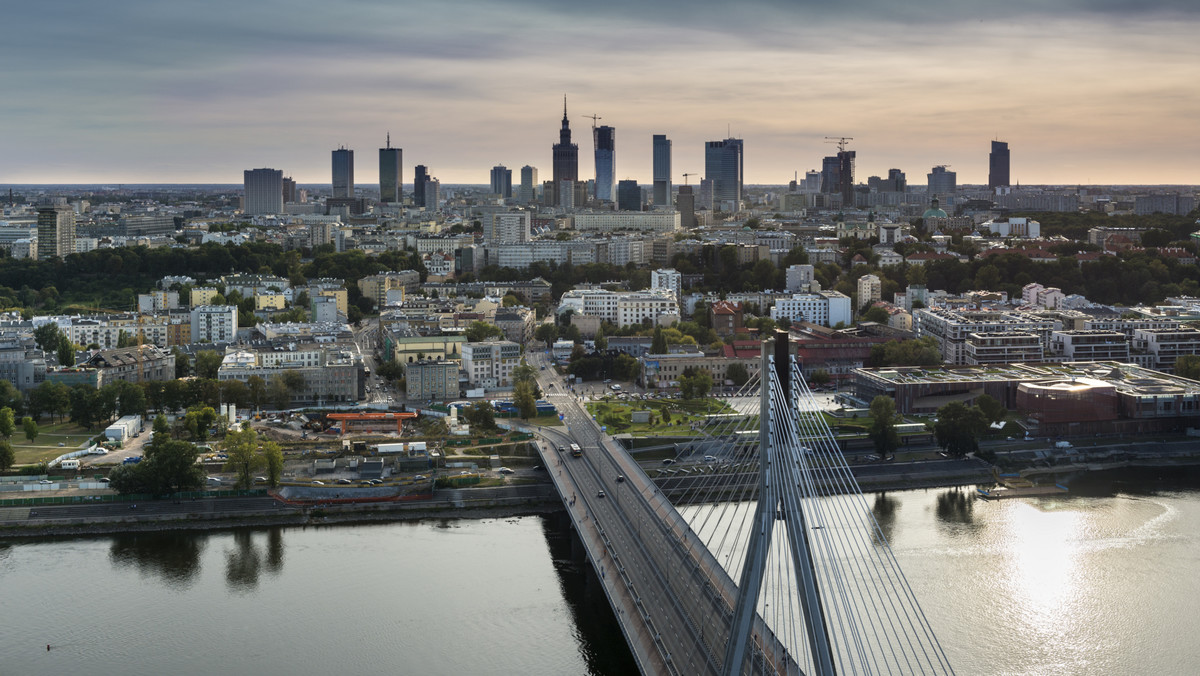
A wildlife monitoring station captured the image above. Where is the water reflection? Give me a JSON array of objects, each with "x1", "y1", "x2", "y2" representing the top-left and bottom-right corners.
[
  {"x1": 109, "y1": 532, "x2": 208, "y2": 586},
  {"x1": 871, "y1": 492, "x2": 899, "y2": 544},
  {"x1": 539, "y1": 513, "x2": 638, "y2": 676},
  {"x1": 225, "y1": 527, "x2": 286, "y2": 592},
  {"x1": 935, "y1": 489, "x2": 975, "y2": 525}
]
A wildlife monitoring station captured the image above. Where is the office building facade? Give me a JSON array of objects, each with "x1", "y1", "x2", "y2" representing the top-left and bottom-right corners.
[
  {"x1": 518, "y1": 165, "x2": 538, "y2": 204},
  {"x1": 927, "y1": 165, "x2": 956, "y2": 198},
  {"x1": 594, "y1": 125, "x2": 615, "y2": 202},
  {"x1": 704, "y1": 138, "x2": 743, "y2": 208},
  {"x1": 379, "y1": 137, "x2": 402, "y2": 203},
  {"x1": 652, "y1": 134, "x2": 672, "y2": 208},
  {"x1": 413, "y1": 165, "x2": 429, "y2": 208},
  {"x1": 37, "y1": 204, "x2": 75, "y2": 260},
  {"x1": 243, "y1": 168, "x2": 283, "y2": 215},
  {"x1": 988, "y1": 140, "x2": 1010, "y2": 189},
  {"x1": 617, "y1": 180, "x2": 642, "y2": 211},
  {"x1": 490, "y1": 165, "x2": 513, "y2": 198},
  {"x1": 332, "y1": 147, "x2": 354, "y2": 198}
]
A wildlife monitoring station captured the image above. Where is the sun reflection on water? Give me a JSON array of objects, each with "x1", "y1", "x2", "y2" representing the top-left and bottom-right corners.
[{"x1": 1003, "y1": 502, "x2": 1084, "y2": 634}]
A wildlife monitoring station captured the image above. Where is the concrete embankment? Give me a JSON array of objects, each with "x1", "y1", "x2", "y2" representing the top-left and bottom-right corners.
[{"x1": 0, "y1": 486, "x2": 563, "y2": 540}]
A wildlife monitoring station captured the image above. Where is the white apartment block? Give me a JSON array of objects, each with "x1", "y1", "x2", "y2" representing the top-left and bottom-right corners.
[
  {"x1": 914, "y1": 308, "x2": 1058, "y2": 365},
  {"x1": 137, "y1": 290, "x2": 180, "y2": 314},
  {"x1": 1133, "y1": 328, "x2": 1200, "y2": 372},
  {"x1": 785, "y1": 264, "x2": 816, "y2": 293},
  {"x1": 769, "y1": 291, "x2": 852, "y2": 328},
  {"x1": 1021, "y1": 283, "x2": 1065, "y2": 310},
  {"x1": 1050, "y1": 330, "x2": 1130, "y2": 362},
  {"x1": 856, "y1": 274, "x2": 881, "y2": 311},
  {"x1": 486, "y1": 212, "x2": 531, "y2": 245},
  {"x1": 494, "y1": 240, "x2": 596, "y2": 269},
  {"x1": 66, "y1": 319, "x2": 170, "y2": 349},
  {"x1": 558, "y1": 289, "x2": 679, "y2": 328},
  {"x1": 964, "y1": 332, "x2": 1045, "y2": 365},
  {"x1": 190, "y1": 305, "x2": 239, "y2": 343},
  {"x1": 651, "y1": 268, "x2": 681, "y2": 301},
  {"x1": 461, "y1": 340, "x2": 522, "y2": 388},
  {"x1": 573, "y1": 211, "x2": 681, "y2": 233}
]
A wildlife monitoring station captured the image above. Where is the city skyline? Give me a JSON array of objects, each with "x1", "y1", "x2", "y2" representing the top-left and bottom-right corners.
[{"x1": 3, "y1": 0, "x2": 1199, "y2": 186}]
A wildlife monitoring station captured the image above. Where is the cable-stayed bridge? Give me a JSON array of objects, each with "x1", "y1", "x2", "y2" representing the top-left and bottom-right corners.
[{"x1": 533, "y1": 333, "x2": 954, "y2": 676}]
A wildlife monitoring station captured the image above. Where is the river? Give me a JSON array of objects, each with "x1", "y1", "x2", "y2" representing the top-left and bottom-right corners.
[{"x1": 2, "y1": 468, "x2": 1198, "y2": 675}]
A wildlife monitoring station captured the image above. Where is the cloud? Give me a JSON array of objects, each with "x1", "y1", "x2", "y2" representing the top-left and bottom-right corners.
[{"x1": 1, "y1": 0, "x2": 1198, "y2": 184}]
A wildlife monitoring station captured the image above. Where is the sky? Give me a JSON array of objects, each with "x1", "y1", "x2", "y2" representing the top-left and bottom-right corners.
[{"x1": 3, "y1": 0, "x2": 1199, "y2": 186}]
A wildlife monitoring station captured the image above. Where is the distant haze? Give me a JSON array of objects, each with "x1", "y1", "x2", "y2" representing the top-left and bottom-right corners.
[{"x1": 3, "y1": 0, "x2": 1198, "y2": 186}]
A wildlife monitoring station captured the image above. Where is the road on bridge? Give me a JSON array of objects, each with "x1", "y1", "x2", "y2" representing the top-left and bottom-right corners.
[{"x1": 528, "y1": 351, "x2": 792, "y2": 676}]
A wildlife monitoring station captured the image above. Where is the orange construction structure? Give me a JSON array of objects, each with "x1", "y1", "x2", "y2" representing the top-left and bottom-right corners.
[{"x1": 326, "y1": 411, "x2": 418, "y2": 435}]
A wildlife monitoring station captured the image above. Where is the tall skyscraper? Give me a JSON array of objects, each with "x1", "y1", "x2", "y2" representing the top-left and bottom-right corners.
[
  {"x1": 519, "y1": 166, "x2": 539, "y2": 204},
  {"x1": 414, "y1": 165, "x2": 429, "y2": 208},
  {"x1": 593, "y1": 125, "x2": 615, "y2": 202},
  {"x1": 282, "y1": 176, "x2": 297, "y2": 203},
  {"x1": 379, "y1": 134, "x2": 402, "y2": 203},
  {"x1": 490, "y1": 165, "x2": 513, "y2": 198},
  {"x1": 243, "y1": 168, "x2": 283, "y2": 215},
  {"x1": 837, "y1": 149, "x2": 856, "y2": 205},
  {"x1": 617, "y1": 180, "x2": 641, "y2": 211},
  {"x1": 927, "y1": 165, "x2": 956, "y2": 197},
  {"x1": 37, "y1": 203, "x2": 75, "y2": 260},
  {"x1": 704, "y1": 138, "x2": 743, "y2": 208},
  {"x1": 551, "y1": 97, "x2": 578, "y2": 207},
  {"x1": 989, "y1": 140, "x2": 1010, "y2": 189},
  {"x1": 652, "y1": 134, "x2": 672, "y2": 208},
  {"x1": 332, "y1": 147, "x2": 354, "y2": 198}
]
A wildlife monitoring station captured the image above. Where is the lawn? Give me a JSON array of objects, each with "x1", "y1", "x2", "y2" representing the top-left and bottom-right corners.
[
  {"x1": 11, "y1": 421, "x2": 98, "y2": 465},
  {"x1": 586, "y1": 397, "x2": 739, "y2": 437}
]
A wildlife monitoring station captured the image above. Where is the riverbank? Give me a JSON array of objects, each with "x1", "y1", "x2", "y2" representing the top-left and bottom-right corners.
[{"x1": 8, "y1": 453, "x2": 1200, "y2": 540}]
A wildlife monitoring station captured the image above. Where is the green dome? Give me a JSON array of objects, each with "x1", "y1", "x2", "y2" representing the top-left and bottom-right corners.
[{"x1": 922, "y1": 195, "x2": 947, "y2": 220}]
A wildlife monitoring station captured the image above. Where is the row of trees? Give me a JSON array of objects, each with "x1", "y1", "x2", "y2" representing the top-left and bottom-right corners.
[
  {"x1": 106, "y1": 417, "x2": 284, "y2": 494},
  {"x1": 869, "y1": 394, "x2": 1007, "y2": 458}
]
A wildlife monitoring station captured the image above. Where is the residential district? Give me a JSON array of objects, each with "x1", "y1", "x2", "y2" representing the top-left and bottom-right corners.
[{"x1": 2, "y1": 109, "x2": 1200, "y2": 526}]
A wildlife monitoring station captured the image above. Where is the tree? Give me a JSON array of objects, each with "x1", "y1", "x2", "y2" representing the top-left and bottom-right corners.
[
  {"x1": 511, "y1": 359, "x2": 541, "y2": 398},
  {"x1": 268, "y1": 376, "x2": 291, "y2": 410},
  {"x1": 862, "y1": 305, "x2": 890, "y2": 324},
  {"x1": 0, "y1": 440, "x2": 13, "y2": 472},
  {"x1": 142, "y1": 437, "x2": 205, "y2": 494},
  {"x1": 974, "y1": 394, "x2": 1007, "y2": 426},
  {"x1": 1176, "y1": 354, "x2": 1200, "y2": 381},
  {"x1": 247, "y1": 375, "x2": 267, "y2": 411},
  {"x1": 726, "y1": 363, "x2": 750, "y2": 387},
  {"x1": 464, "y1": 321, "x2": 503, "y2": 342},
  {"x1": 534, "y1": 323, "x2": 559, "y2": 349},
  {"x1": 173, "y1": 347, "x2": 192, "y2": 378},
  {"x1": 513, "y1": 380, "x2": 538, "y2": 420},
  {"x1": 868, "y1": 337, "x2": 942, "y2": 367},
  {"x1": 194, "y1": 350, "x2": 223, "y2": 380},
  {"x1": 594, "y1": 326, "x2": 608, "y2": 351},
  {"x1": 651, "y1": 326, "x2": 668, "y2": 354},
  {"x1": 223, "y1": 425, "x2": 266, "y2": 489},
  {"x1": 263, "y1": 440, "x2": 284, "y2": 488},
  {"x1": 868, "y1": 395, "x2": 902, "y2": 458},
  {"x1": 280, "y1": 369, "x2": 306, "y2": 401},
  {"x1": 810, "y1": 369, "x2": 832, "y2": 386},
  {"x1": 22, "y1": 417, "x2": 38, "y2": 443},
  {"x1": 679, "y1": 369, "x2": 713, "y2": 400},
  {"x1": 931, "y1": 401, "x2": 989, "y2": 458},
  {"x1": 57, "y1": 335, "x2": 76, "y2": 367},
  {"x1": 0, "y1": 407, "x2": 13, "y2": 438},
  {"x1": 33, "y1": 323, "x2": 63, "y2": 353},
  {"x1": 463, "y1": 402, "x2": 497, "y2": 432}
]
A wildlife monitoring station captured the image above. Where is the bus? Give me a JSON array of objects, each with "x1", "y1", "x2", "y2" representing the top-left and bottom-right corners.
[{"x1": 569, "y1": 443, "x2": 582, "y2": 457}]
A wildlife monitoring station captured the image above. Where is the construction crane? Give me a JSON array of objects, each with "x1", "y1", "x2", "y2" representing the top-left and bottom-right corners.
[
  {"x1": 682, "y1": 173, "x2": 697, "y2": 185},
  {"x1": 582, "y1": 114, "x2": 602, "y2": 128},
  {"x1": 824, "y1": 136, "x2": 854, "y2": 152}
]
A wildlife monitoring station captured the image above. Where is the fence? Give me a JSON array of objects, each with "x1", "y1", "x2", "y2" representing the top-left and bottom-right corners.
[{"x1": 0, "y1": 488, "x2": 268, "y2": 508}]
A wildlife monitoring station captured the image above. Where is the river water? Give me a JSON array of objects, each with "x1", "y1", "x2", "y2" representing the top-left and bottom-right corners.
[{"x1": 2, "y1": 468, "x2": 1198, "y2": 675}]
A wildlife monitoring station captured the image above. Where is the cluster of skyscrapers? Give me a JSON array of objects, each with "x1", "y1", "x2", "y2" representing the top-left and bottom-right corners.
[{"x1": 239, "y1": 99, "x2": 1015, "y2": 217}]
